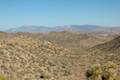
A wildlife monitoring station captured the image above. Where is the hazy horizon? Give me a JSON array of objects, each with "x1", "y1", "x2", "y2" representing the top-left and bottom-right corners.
[{"x1": 0, "y1": 0, "x2": 120, "y2": 30}]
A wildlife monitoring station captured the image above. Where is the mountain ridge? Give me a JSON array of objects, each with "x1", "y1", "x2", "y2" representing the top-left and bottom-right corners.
[
  {"x1": 6, "y1": 25, "x2": 120, "y2": 33},
  {"x1": 5, "y1": 25, "x2": 112, "y2": 32}
]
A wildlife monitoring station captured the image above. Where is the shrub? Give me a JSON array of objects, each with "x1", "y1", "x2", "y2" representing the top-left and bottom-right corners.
[
  {"x1": 86, "y1": 64, "x2": 102, "y2": 80},
  {"x1": 102, "y1": 61, "x2": 117, "y2": 80},
  {"x1": 86, "y1": 61, "x2": 118, "y2": 80}
]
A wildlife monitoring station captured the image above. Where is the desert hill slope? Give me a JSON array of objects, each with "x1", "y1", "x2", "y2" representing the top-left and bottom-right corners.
[
  {"x1": 0, "y1": 35, "x2": 79, "y2": 80},
  {"x1": 88, "y1": 36, "x2": 120, "y2": 69},
  {"x1": 90, "y1": 36, "x2": 120, "y2": 53},
  {"x1": 0, "y1": 32, "x2": 119, "y2": 80},
  {"x1": 31, "y1": 31, "x2": 115, "y2": 50}
]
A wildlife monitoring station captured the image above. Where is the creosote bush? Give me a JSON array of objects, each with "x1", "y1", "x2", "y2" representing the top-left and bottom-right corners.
[{"x1": 86, "y1": 61, "x2": 119, "y2": 80}]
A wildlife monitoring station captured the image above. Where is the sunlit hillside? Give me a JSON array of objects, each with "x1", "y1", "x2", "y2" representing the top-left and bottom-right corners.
[{"x1": 0, "y1": 32, "x2": 119, "y2": 80}]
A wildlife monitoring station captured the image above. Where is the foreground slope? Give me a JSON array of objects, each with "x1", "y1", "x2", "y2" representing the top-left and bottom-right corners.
[
  {"x1": 0, "y1": 32, "x2": 118, "y2": 80},
  {"x1": 0, "y1": 35, "x2": 77, "y2": 80}
]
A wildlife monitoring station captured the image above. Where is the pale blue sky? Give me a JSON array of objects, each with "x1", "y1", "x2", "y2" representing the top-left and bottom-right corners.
[{"x1": 0, "y1": 0, "x2": 120, "y2": 30}]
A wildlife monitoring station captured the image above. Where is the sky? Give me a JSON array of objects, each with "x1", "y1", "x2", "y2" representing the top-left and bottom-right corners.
[{"x1": 0, "y1": 0, "x2": 120, "y2": 30}]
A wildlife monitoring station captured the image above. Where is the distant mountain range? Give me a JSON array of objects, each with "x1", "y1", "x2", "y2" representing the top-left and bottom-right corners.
[{"x1": 5, "y1": 25, "x2": 120, "y2": 33}]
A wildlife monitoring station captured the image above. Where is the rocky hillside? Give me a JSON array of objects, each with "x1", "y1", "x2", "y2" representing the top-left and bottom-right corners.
[
  {"x1": 90, "y1": 36, "x2": 120, "y2": 53},
  {"x1": 0, "y1": 35, "x2": 78, "y2": 80},
  {"x1": 28, "y1": 31, "x2": 115, "y2": 50},
  {"x1": 0, "y1": 32, "x2": 118, "y2": 80},
  {"x1": 88, "y1": 36, "x2": 120, "y2": 71}
]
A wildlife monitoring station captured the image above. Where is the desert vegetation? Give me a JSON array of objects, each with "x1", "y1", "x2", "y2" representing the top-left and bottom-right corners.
[
  {"x1": 86, "y1": 61, "x2": 119, "y2": 80},
  {"x1": 0, "y1": 31, "x2": 119, "y2": 80}
]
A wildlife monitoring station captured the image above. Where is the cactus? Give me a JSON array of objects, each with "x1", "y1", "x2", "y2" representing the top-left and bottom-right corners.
[
  {"x1": 86, "y1": 64, "x2": 102, "y2": 80},
  {"x1": 86, "y1": 62, "x2": 118, "y2": 80},
  {"x1": 102, "y1": 61, "x2": 117, "y2": 80}
]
